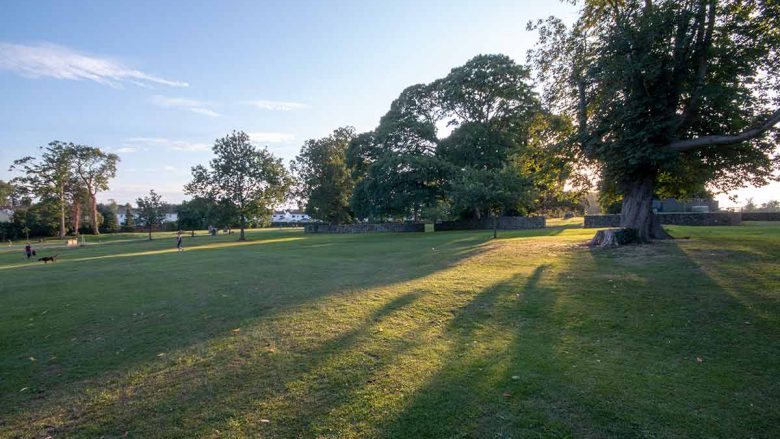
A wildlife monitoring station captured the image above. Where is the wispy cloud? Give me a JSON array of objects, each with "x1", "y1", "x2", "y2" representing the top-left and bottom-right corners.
[
  {"x1": 0, "y1": 41, "x2": 188, "y2": 88},
  {"x1": 243, "y1": 100, "x2": 309, "y2": 111},
  {"x1": 150, "y1": 95, "x2": 220, "y2": 117},
  {"x1": 248, "y1": 132, "x2": 296, "y2": 144},
  {"x1": 115, "y1": 146, "x2": 138, "y2": 153},
  {"x1": 126, "y1": 137, "x2": 211, "y2": 152}
]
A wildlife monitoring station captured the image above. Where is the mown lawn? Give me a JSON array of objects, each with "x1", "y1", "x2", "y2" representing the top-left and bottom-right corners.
[{"x1": 0, "y1": 223, "x2": 777, "y2": 438}]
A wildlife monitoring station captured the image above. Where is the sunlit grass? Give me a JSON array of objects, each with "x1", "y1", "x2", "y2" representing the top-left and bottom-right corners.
[{"x1": 0, "y1": 225, "x2": 777, "y2": 437}]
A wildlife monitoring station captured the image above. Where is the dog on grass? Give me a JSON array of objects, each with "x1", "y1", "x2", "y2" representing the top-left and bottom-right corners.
[{"x1": 38, "y1": 255, "x2": 58, "y2": 264}]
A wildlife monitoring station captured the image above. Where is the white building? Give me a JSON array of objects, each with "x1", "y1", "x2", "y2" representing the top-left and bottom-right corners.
[{"x1": 272, "y1": 210, "x2": 311, "y2": 223}]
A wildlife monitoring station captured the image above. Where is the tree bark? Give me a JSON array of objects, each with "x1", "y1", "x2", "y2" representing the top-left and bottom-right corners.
[
  {"x1": 72, "y1": 202, "x2": 81, "y2": 234},
  {"x1": 59, "y1": 190, "x2": 66, "y2": 239},
  {"x1": 239, "y1": 214, "x2": 246, "y2": 241},
  {"x1": 148, "y1": 225, "x2": 152, "y2": 241},
  {"x1": 619, "y1": 173, "x2": 670, "y2": 242},
  {"x1": 90, "y1": 193, "x2": 100, "y2": 235}
]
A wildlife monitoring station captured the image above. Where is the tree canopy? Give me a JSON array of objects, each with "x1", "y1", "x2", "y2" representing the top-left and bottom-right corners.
[
  {"x1": 185, "y1": 131, "x2": 292, "y2": 240},
  {"x1": 291, "y1": 127, "x2": 356, "y2": 224},
  {"x1": 529, "y1": 0, "x2": 780, "y2": 240}
]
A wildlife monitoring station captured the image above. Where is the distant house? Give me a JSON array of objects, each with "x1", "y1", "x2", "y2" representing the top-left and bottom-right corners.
[
  {"x1": 272, "y1": 210, "x2": 311, "y2": 223},
  {"x1": 116, "y1": 205, "x2": 178, "y2": 225},
  {"x1": 652, "y1": 198, "x2": 718, "y2": 213}
]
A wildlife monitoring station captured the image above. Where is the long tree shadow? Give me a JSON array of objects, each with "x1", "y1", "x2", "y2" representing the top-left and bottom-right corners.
[
  {"x1": 0, "y1": 229, "x2": 496, "y2": 435},
  {"x1": 377, "y1": 238, "x2": 779, "y2": 438}
]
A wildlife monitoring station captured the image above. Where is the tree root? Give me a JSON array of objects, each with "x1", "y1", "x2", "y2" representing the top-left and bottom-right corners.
[{"x1": 589, "y1": 228, "x2": 641, "y2": 247}]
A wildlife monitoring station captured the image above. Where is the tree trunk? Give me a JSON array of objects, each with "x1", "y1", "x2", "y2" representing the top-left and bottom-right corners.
[
  {"x1": 493, "y1": 213, "x2": 499, "y2": 239},
  {"x1": 73, "y1": 202, "x2": 81, "y2": 234},
  {"x1": 59, "y1": 191, "x2": 66, "y2": 239},
  {"x1": 191, "y1": 229, "x2": 195, "y2": 238},
  {"x1": 148, "y1": 225, "x2": 152, "y2": 241},
  {"x1": 619, "y1": 173, "x2": 671, "y2": 242},
  {"x1": 90, "y1": 193, "x2": 100, "y2": 235},
  {"x1": 239, "y1": 214, "x2": 246, "y2": 241}
]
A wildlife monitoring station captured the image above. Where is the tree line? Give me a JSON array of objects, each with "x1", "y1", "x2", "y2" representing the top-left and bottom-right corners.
[{"x1": 4, "y1": 0, "x2": 779, "y2": 242}]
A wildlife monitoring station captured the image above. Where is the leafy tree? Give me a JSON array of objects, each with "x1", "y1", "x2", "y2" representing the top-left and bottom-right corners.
[
  {"x1": 760, "y1": 200, "x2": 780, "y2": 212},
  {"x1": 348, "y1": 84, "x2": 443, "y2": 221},
  {"x1": 70, "y1": 145, "x2": 119, "y2": 235},
  {"x1": 291, "y1": 127, "x2": 356, "y2": 224},
  {"x1": 97, "y1": 200, "x2": 119, "y2": 233},
  {"x1": 185, "y1": 131, "x2": 292, "y2": 240},
  {"x1": 177, "y1": 197, "x2": 217, "y2": 236},
  {"x1": 135, "y1": 190, "x2": 165, "y2": 240},
  {"x1": 9, "y1": 141, "x2": 75, "y2": 238},
  {"x1": 743, "y1": 197, "x2": 757, "y2": 212},
  {"x1": 123, "y1": 202, "x2": 135, "y2": 228},
  {"x1": 529, "y1": 0, "x2": 780, "y2": 241},
  {"x1": 0, "y1": 180, "x2": 16, "y2": 206}
]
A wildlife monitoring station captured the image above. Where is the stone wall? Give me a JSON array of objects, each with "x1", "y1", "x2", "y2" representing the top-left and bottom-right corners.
[
  {"x1": 741, "y1": 212, "x2": 780, "y2": 221},
  {"x1": 304, "y1": 223, "x2": 425, "y2": 233},
  {"x1": 434, "y1": 216, "x2": 545, "y2": 231},
  {"x1": 584, "y1": 212, "x2": 742, "y2": 228},
  {"x1": 583, "y1": 215, "x2": 621, "y2": 228}
]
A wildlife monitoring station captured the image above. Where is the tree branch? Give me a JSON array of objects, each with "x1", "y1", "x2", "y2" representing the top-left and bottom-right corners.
[
  {"x1": 675, "y1": 0, "x2": 716, "y2": 132},
  {"x1": 666, "y1": 107, "x2": 780, "y2": 152}
]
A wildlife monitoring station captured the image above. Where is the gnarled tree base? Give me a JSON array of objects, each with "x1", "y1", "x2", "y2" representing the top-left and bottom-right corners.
[{"x1": 589, "y1": 228, "x2": 641, "y2": 247}]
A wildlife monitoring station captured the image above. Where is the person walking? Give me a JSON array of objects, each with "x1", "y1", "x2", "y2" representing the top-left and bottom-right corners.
[
  {"x1": 176, "y1": 232, "x2": 184, "y2": 252},
  {"x1": 24, "y1": 243, "x2": 33, "y2": 260}
]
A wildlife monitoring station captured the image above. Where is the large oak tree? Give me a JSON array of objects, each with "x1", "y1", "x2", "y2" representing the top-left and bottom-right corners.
[{"x1": 530, "y1": 0, "x2": 780, "y2": 241}]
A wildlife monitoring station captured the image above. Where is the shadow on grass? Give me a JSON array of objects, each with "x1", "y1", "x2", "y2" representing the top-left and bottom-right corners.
[
  {"x1": 0, "y1": 229, "x2": 494, "y2": 433},
  {"x1": 375, "y1": 240, "x2": 779, "y2": 437},
  {"x1": 2, "y1": 230, "x2": 778, "y2": 437}
]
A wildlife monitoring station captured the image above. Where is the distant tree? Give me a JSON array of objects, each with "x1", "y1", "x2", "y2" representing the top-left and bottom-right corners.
[
  {"x1": 97, "y1": 200, "x2": 119, "y2": 233},
  {"x1": 291, "y1": 127, "x2": 356, "y2": 224},
  {"x1": 0, "y1": 180, "x2": 16, "y2": 206},
  {"x1": 760, "y1": 200, "x2": 780, "y2": 212},
  {"x1": 529, "y1": 0, "x2": 780, "y2": 241},
  {"x1": 123, "y1": 202, "x2": 135, "y2": 228},
  {"x1": 177, "y1": 197, "x2": 216, "y2": 237},
  {"x1": 9, "y1": 141, "x2": 75, "y2": 238},
  {"x1": 348, "y1": 85, "x2": 444, "y2": 221},
  {"x1": 136, "y1": 190, "x2": 165, "y2": 240},
  {"x1": 185, "y1": 131, "x2": 292, "y2": 240},
  {"x1": 743, "y1": 198, "x2": 757, "y2": 212},
  {"x1": 70, "y1": 145, "x2": 119, "y2": 235}
]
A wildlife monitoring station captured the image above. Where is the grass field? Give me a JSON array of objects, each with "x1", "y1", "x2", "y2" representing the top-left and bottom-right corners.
[{"x1": 0, "y1": 222, "x2": 778, "y2": 438}]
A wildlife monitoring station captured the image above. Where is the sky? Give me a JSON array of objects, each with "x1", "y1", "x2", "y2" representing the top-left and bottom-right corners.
[{"x1": 0, "y1": 0, "x2": 777, "y2": 208}]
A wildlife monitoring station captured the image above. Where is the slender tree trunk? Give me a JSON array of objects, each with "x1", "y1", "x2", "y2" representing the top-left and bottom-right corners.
[
  {"x1": 148, "y1": 224, "x2": 152, "y2": 241},
  {"x1": 239, "y1": 214, "x2": 246, "y2": 241},
  {"x1": 191, "y1": 229, "x2": 195, "y2": 237},
  {"x1": 59, "y1": 190, "x2": 66, "y2": 239},
  {"x1": 90, "y1": 192, "x2": 100, "y2": 235},
  {"x1": 619, "y1": 172, "x2": 670, "y2": 242},
  {"x1": 493, "y1": 213, "x2": 499, "y2": 239},
  {"x1": 73, "y1": 202, "x2": 81, "y2": 233}
]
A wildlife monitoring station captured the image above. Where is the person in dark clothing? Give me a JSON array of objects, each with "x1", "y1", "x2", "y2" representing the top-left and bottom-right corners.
[
  {"x1": 24, "y1": 243, "x2": 32, "y2": 260},
  {"x1": 176, "y1": 232, "x2": 184, "y2": 252}
]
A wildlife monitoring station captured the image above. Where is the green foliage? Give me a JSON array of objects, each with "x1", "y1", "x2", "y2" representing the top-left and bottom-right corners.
[
  {"x1": 0, "y1": 180, "x2": 16, "y2": 206},
  {"x1": 122, "y1": 202, "x2": 135, "y2": 228},
  {"x1": 177, "y1": 197, "x2": 225, "y2": 231},
  {"x1": 529, "y1": 0, "x2": 780, "y2": 200},
  {"x1": 185, "y1": 131, "x2": 292, "y2": 239},
  {"x1": 348, "y1": 55, "x2": 578, "y2": 221},
  {"x1": 291, "y1": 127, "x2": 356, "y2": 224},
  {"x1": 135, "y1": 190, "x2": 166, "y2": 239},
  {"x1": 70, "y1": 144, "x2": 119, "y2": 235},
  {"x1": 97, "y1": 201, "x2": 119, "y2": 233}
]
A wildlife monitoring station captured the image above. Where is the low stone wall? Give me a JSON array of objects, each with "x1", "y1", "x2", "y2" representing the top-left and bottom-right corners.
[
  {"x1": 304, "y1": 223, "x2": 425, "y2": 233},
  {"x1": 584, "y1": 212, "x2": 742, "y2": 228},
  {"x1": 741, "y1": 212, "x2": 780, "y2": 221},
  {"x1": 434, "y1": 216, "x2": 545, "y2": 231},
  {"x1": 584, "y1": 215, "x2": 621, "y2": 228},
  {"x1": 659, "y1": 212, "x2": 741, "y2": 226}
]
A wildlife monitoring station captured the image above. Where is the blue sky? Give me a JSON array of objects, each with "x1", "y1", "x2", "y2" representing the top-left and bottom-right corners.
[{"x1": 0, "y1": 0, "x2": 776, "y2": 206}]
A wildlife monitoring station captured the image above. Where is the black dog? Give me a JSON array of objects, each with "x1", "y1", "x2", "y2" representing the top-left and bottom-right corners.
[{"x1": 38, "y1": 255, "x2": 58, "y2": 264}]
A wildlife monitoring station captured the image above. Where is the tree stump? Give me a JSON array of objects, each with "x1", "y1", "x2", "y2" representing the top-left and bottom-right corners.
[{"x1": 589, "y1": 228, "x2": 641, "y2": 247}]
